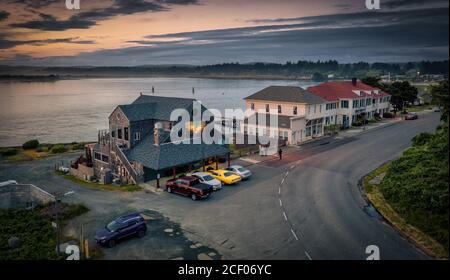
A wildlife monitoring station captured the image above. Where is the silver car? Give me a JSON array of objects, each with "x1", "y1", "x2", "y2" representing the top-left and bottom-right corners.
[
  {"x1": 226, "y1": 165, "x2": 252, "y2": 180},
  {"x1": 191, "y1": 172, "x2": 222, "y2": 191}
]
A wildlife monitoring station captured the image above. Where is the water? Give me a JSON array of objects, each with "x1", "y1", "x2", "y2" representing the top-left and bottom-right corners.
[{"x1": 0, "y1": 77, "x2": 316, "y2": 147}]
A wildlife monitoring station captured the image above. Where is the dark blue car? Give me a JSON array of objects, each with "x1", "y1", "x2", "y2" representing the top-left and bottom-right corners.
[{"x1": 95, "y1": 213, "x2": 147, "y2": 247}]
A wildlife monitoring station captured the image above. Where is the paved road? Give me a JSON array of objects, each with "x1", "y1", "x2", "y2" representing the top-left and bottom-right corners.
[
  {"x1": 0, "y1": 112, "x2": 441, "y2": 260},
  {"x1": 274, "y1": 112, "x2": 441, "y2": 260}
]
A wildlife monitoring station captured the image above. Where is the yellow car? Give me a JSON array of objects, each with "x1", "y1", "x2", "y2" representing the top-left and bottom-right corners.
[{"x1": 208, "y1": 169, "x2": 241, "y2": 185}]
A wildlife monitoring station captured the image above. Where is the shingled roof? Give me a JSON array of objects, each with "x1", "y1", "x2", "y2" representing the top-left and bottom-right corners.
[
  {"x1": 307, "y1": 81, "x2": 390, "y2": 101},
  {"x1": 117, "y1": 95, "x2": 206, "y2": 122},
  {"x1": 125, "y1": 133, "x2": 229, "y2": 170},
  {"x1": 244, "y1": 86, "x2": 325, "y2": 104}
]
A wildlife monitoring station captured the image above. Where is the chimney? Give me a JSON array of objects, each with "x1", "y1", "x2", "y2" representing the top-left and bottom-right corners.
[
  {"x1": 351, "y1": 78, "x2": 357, "y2": 86},
  {"x1": 154, "y1": 122, "x2": 163, "y2": 146}
]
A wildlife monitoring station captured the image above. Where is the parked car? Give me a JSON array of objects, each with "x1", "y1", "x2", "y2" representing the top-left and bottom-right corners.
[
  {"x1": 166, "y1": 176, "x2": 214, "y2": 200},
  {"x1": 191, "y1": 172, "x2": 222, "y2": 191},
  {"x1": 0, "y1": 180, "x2": 18, "y2": 187},
  {"x1": 405, "y1": 113, "x2": 418, "y2": 120},
  {"x1": 208, "y1": 169, "x2": 242, "y2": 185},
  {"x1": 225, "y1": 165, "x2": 252, "y2": 180},
  {"x1": 95, "y1": 213, "x2": 147, "y2": 248}
]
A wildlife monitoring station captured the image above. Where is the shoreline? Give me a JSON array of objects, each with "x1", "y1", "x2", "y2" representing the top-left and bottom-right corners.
[{"x1": 0, "y1": 74, "x2": 318, "y2": 82}]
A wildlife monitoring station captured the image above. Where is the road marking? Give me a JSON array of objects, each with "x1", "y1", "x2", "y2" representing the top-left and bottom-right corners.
[
  {"x1": 283, "y1": 212, "x2": 288, "y2": 221},
  {"x1": 279, "y1": 199, "x2": 283, "y2": 207},
  {"x1": 278, "y1": 187, "x2": 281, "y2": 195},
  {"x1": 305, "y1": 251, "x2": 312, "y2": 260},
  {"x1": 281, "y1": 178, "x2": 285, "y2": 184},
  {"x1": 290, "y1": 165, "x2": 296, "y2": 170},
  {"x1": 290, "y1": 229, "x2": 299, "y2": 240},
  {"x1": 239, "y1": 157, "x2": 261, "y2": 164},
  {"x1": 285, "y1": 171, "x2": 289, "y2": 176}
]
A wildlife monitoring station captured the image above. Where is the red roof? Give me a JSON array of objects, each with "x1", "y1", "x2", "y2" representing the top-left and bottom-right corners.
[{"x1": 307, "y1": 81, "x2": 390, "y2": 102}]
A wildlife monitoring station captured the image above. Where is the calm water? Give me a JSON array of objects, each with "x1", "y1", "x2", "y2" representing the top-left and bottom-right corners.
[{"x1": 0, "y1": 77, "x2": 315, "y2": 147}]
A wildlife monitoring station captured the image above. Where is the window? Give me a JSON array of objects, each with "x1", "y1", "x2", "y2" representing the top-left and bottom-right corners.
[
  {"x1": 251, "y1": 103, "x2": 255, "y2": 110},
  {"x1": 307, "y1": 106, "x2": 311, "y2": 115},
  {"x1": 124, "y1": 127, "x2": 129, "y2": 141},
  {"x1": 94, "y1": 152, "x2": 108, "y2": 163},
  {"x1": 101, "y1": 155, "x2": 109, "y2": 162},
  {"x1": 134, "y1": 132, "x2": 141, "y2": 141},
  {"x1": 293, "y1": 106, "x2": 298, "y2": 115},
  {"x1": 94, "y1": 152, "x2": 101, "y2": 161},
  {"x1": 353, "y1": 100, "x2": 358, "y2": 108},
  {"x1": 278, "y1": 105, "x2": 282, "y2": 114},
  {"x1": 118, "y1": 128, "x2": 122, "y2": 139},
  {"x1": 111, "y1": 130, "x2": 116, "y2": 138},
  {"x1": 265, "y1": 104, "x2": 269, "y2": 113},
  {"x1": 319, "y1": 105, "x2": 322, "y2": 113},
  {"x1": 314, "y1": 105, "x2": 316, "y2": 114},
  {"x1": 341, "y1": 100, "x2": 349, "y2": 108}
]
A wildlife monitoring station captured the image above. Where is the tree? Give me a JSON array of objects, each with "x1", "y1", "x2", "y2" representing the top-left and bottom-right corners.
[
  {"x1": 311, "y1": 72, "x2": 326, "y2": 82},
  {"x1": 428, "y1": 80, "x2": 449, "y2": 121},
  {"x1": 386, "y1": 81, "x2": 418, "y2": 112},
  {"x1": 361, "y1": 76, "x2": 382, "y2": 88}
]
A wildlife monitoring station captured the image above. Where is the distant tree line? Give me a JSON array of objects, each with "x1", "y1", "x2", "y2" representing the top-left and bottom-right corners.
[{"x1": 0, "y1": 60, "x2": 448, "y2": 79}]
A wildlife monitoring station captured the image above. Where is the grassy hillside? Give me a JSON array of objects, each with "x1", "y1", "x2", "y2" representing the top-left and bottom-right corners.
[{"x1": 379, "y1": 120, "x2": 449, "y2": 252}]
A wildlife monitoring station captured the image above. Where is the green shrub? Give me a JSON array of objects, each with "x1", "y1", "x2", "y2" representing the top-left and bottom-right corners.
[
  {"x1": 50, "y1": 144, "x2": 68, "y2": 154},
  {"x1": 71, "y1": 142, "x2": 85, "y2": 150},
  {"x1": 0, "y1": 148, "x2": 18, "y2": 157},
  {"x1": 379, "y1": 121, "x2": 449, "y2": 250},
  {"x1": 22, "y1": 139, "x2": 40, "y2": 150},
  {"x1": 411, "y1": 132, "x2": 433, "y2": 147}
]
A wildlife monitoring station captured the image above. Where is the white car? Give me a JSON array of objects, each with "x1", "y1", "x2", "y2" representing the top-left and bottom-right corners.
[
  {"x1": 225, "y1": 165, "x2": 252, "y2": 180},
  {"x1": 0, "y1": 180, "x2": 18, "y2": 187},
  {"x1": 191, "y1": 172, "x2": 222, "y2": 191}
]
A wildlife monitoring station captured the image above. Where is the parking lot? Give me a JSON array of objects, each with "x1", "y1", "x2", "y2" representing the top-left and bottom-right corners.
[{"x1": 0, "y1": 151, "x2": 286, "y2": 260}]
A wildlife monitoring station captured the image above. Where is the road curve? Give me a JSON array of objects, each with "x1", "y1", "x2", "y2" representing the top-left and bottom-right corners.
[{"x1": 279, "y1": 112, "x2": 441, "y2": 260}]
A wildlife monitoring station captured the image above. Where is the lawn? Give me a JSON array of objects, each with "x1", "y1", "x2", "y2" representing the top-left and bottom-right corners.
[
  {"x1": 0, "y1": 142, "x2": 87, "y2": 162},
  {"x1": 364, "y1": 163, "x2": 448, "y2": 259},
  {"x1": 62, "y1": 174, "x2": 143, "y2": 192},
  {"x1": 404, "y1": 104, "x2": 434, "y2": 113}
]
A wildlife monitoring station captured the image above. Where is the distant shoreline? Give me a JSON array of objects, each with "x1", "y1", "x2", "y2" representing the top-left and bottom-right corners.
[{"x1": 0, "y1": 74, "x2": 317, "y2": 82}]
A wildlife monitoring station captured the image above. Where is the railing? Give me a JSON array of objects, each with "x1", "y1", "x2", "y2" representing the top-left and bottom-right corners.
[{"x1": 112, "y1": 142, "x2": 142, "y2": 184}]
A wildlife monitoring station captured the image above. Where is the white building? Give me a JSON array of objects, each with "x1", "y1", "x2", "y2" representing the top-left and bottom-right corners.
[{"x1": 242, "y1": 79, "x2": 391, "y2": 145}]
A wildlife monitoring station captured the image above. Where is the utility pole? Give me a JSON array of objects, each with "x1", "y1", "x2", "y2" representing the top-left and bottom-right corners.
[{"x1": 53, "y1": 190, "x2": 75, "y2": 257}]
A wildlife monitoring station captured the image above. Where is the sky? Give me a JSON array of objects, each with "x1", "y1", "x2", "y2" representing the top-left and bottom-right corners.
[{"x1": 0, "y1": 0, "x2": 448, "y2": 66}]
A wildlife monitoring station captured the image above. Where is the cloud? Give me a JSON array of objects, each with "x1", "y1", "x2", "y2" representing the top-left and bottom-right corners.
[
  {"x1": 10, "y1": 0, "x2": 199, "y2": 31},
  {"x1": 384, "y1": 0, "x2": 448, "y2": 9},
  {"x1": 9, "y1": 0, "x2": 60, "y2": 9},
  {"x1": 0, "y1": 10, "x2": 10, "y2": 21},
  {"x1": 0, "y1": 36, "x2": 95, "y2": 49},
  {"x1": 10, "y1": 6, "x2": 446, "y2": 66}
]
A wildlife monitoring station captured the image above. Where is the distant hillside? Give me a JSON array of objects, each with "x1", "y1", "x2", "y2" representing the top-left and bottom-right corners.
[{"x1": 0, "y1": 60, "x2": 448, "y2": 81}]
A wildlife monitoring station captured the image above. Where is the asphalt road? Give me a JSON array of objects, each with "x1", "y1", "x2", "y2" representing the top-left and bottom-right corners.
[
  {"x1": 275, "y1": 112, "x2": 441, "y2": 260},
  {"x1": 0, "y1": 112, "x2": 441, "y2": 260}
]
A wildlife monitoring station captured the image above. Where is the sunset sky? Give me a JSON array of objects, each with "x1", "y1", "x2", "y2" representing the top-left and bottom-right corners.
[{"x1": 0, "y1": 0, "x2": 448, "y2": 66}]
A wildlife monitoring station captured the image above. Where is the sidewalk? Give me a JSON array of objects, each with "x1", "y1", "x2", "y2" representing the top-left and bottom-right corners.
[{"x1": 337, "y1": 117, "x2": 403, "y2": 138}]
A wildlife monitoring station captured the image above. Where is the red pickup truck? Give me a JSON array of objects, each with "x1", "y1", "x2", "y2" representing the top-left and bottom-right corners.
[{"x1": 166, "y1": 176, "x2": 214, "y2": 201}]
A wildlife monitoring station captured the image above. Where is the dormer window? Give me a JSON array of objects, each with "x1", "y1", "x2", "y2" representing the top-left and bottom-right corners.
[
  {"x1": 278, "y1": 105, "x2": 282, "y2": 114},
  {"x1": 293, "y1": 106, "x2": 298, "y2": 115},
  {"x1": 265, "y1": 104, "x2": 270, "y2": 113},
  {"x1": 251, "y1": 103, "x2": 255, "y2": 110},
  {"x1": 134, "y1": 132, "x2": 141, "y2": 141}
]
